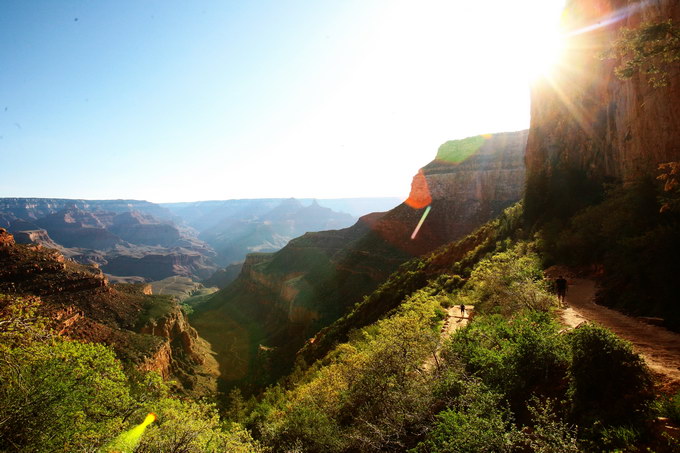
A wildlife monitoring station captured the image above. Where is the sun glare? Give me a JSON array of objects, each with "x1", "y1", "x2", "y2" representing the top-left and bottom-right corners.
[{"x1": 513, "y1": 4, "x2": 567, "y2": 79}]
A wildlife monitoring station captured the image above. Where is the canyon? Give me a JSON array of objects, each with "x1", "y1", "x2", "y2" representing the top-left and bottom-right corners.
[
  {"x1": 0, "y1": 227, "x2": 219, "y2": 394},
  {"x1": 191, "y1": 130, "x2": 528, "y2": 389}
]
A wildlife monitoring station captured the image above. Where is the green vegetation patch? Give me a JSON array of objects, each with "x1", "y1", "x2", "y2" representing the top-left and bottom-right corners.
[{"x1": 435, "y1": 135, "x2": 487, "y2": 164}]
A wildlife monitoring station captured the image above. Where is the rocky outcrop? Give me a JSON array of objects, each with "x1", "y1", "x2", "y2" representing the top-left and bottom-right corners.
[
  {"x1": 109, "y1": 211, "x2": 181, "y2": 246},
  {"x1": 192, "y1": 131, "x2": 527, "y2": 386},
  {"x1": 103, "y1": 251, "x2": 214, "y2": 281},
  {"x1": 525, "y1": 0, "x2": 680, "y2": 212},
  {"x1": 0, "y1": 231, "x2": 216, "y2": 392},
  {"x1": 35, "y1": 208, "x2": 122, "y2": 249},
  {"x1": 202, "y1": 262, "x2": 244, "y2": 289},
  {"x1": 0, "y1": 228, "x2": 14, "y2": 247},
  {"x1": 0, "y1": 199, "x2": 217, "y2": 281},
  {"x1": 138, "y1": 341, "x2": 174, "y2": 379},
  {"x1": 13, "y1": 229, "x2": 65, "y2": 251},
  {"x1": 138, "y1": 306, "x2": 204, "y2": 379}
]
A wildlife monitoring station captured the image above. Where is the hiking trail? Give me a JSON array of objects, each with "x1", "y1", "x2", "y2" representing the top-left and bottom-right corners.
[
  {"x1": 423, "y1": 305, "x2": 473, "y2": 372},
  {"x1": 554, "y1": 272, "x2": 680, "y2": 392}
]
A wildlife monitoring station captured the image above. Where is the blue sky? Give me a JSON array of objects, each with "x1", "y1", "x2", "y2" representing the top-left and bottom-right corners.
[{"x1": 0, "y1": 0, "x2": 565, "y2": 202}]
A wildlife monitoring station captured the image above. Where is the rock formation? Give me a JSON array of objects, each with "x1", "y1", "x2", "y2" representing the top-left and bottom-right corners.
[
  {"x1": 0, "y1": 231, "x2": 218, "y2": 393},
  {"x1": 0, "y1": 199, "x2": 217, "y2": 281},
  {"x1": 192, "y1": 130, "x2": 527, "y2": 387},
  {"x1": 525, "y1": 0, "x2": 680, "y2": 215}
]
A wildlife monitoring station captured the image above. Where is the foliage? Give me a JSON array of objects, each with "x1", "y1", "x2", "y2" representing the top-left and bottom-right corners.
[
  {"x1": 606, "y1": 20, "x2": 680, "y2": 87},
  {"x1": 134, "y1": 398, "x2": 266, "y2": 453},
  {"x1": 461, "y1": 242, "x2": 556, "y2": 316},
  {"x1": 656, "y1": 390, "x2": 680, "y2": 424},
  {"x1": 658, "y1": 161, "x2": 680, "y2": 213},
  {"x1": 568, "y1": 323, "x2": 654, "y2": 429},
  {"x1": 517, "y1": 397, "x2": 579, "y2": 453},
  {"x1": 300, "y1": 202, "x2": 526, "y2": 366},
  {"x1": 536, "y1": 178, "x2": 680, "y2": 329},
  {"x1": 445, "y1": 311, "x2": 570, "y2": 414},
  {"x1": 0, "y1": 293, "x2": 263, "y2": 453},
  {"x1": 410, "y1": 381, "x2": 518, "y2": 453},
  {"x1": 135, "y1": 294, "x2": 177, "y2": 329},
  {"x1": 251, "y1": 292, "x2": 446, "y2": 452},
  {"x1": 0, "y1": 337, "x2": 132, "y2": 452},
  {"x1": 0, "y1": 294, "x2": 50, "y2": 346}
]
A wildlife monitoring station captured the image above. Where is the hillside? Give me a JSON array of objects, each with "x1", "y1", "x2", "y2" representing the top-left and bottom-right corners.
[
  {"x1": 191, "y1": 130, "x2": 528, "y2": 390},
  {"x1": 0, "y1": 228, "x2": 218, "y2": 394}
]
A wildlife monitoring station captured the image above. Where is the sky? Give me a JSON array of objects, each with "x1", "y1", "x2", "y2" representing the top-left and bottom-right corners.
[{"x1": 0, "y1": 0, "x2": 565, "y2": 203}]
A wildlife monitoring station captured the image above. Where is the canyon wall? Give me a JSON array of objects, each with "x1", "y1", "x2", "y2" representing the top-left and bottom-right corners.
[
  {"x1": 0, "y1": 230, "x2": 217, "y2": 393},
  {"x1": 526, "y1": 0, "x2": 680, "y2": 213},
  {"x1": 192, "y1": 130, "x2": 527, "y2": 387}
]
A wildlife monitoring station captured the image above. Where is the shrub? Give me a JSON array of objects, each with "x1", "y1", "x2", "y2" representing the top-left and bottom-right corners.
[
  {"x1": 517, "y1": 397, "x2": 579, "y2": 453},
  {"x1": 463, "y1": 243, "x2": 556, "y2": 316},
  {"x1": 656, "y1": 390, "x2": 680, "y2": 424},
  {"x1": 0, "y1": 339, "x2": 132, "y2": 452},
  {"x1": 410, "y1": 382, "x2": 518, "y2": 453},
  {"x1": 445, "y1": 311, "x2": 570, "y2": 413},
  {"x1": 568, "y1": 324, "x2": 654, "y2": 428}
]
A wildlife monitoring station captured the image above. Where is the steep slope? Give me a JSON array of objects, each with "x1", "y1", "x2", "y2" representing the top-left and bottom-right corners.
[
  {"x1": 525, "y1": 0, "x2": 680, "y2": 220},
  {"x1": 0, "y1": 228, "x2": 218, "y2": 394},
  {"x1": 192, "y1": 130, "x2": 527, "y2": 389}
]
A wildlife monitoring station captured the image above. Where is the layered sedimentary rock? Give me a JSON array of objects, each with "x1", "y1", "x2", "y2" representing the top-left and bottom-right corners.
[
  {"x1": 525, "y1": 0, "x2": 680, "y2": 206},
  {"x1": 192, "y1": 130, "x2": 527, "y2": 387},
  {"x1": 0, "y1": 231, "x2": 217, "y2": 393},
  {"x1": 102, "y1": 251, "x2": 214, "y2": 281},
  {"x1": 109, "y1": 211, "x2": 181, "y2": 246},
  {"x1": 0, "y1": 199, "x2": 217, "y2": 281}
]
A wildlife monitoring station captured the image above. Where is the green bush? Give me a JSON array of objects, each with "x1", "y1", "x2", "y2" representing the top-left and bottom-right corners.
[
  {"x1": 656, "y1": 390, "x2": 680, "y2": 424},
  {"x1": 568, "y1": 323, "x2": 654, "y2": 428},
  {"x1": 445, "y1": 311, "x2": 570, "y2": 412},
  {"x1": 0, "y1": 338, "x2": 132, "y2": 452},
  {"x1": 410, "y1": 382, "x2": 518, "y2": 453},
  {"x1": 517, "y1": 397, "x2": 579, "y2": 453},
  {"x1": 462, "y1": 243, "x2": 556, "y2": 316}
]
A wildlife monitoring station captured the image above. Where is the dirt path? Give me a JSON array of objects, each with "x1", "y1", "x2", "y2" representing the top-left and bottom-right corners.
[
  {"x1": 558, "y1": 277, "x2": 680, "y2": 392},
  {"x1": 423, "y1": 305, "x2": 473, "y2": 372}
]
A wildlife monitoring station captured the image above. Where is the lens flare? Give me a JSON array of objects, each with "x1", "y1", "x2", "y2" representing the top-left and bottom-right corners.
[
  {"x1": 411, "y1": 205, "x2": 432, "y2": 240},
  {"x1": 105, "y1": 413, "x2": 157, "y2": 453}
]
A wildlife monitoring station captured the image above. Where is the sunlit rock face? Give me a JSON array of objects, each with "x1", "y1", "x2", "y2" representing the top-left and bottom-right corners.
[
  {"x1": 0, "y1": 231, "x2": 216, "y2": 393},
  {"x1": 526, "y1": 0, "x2": 680, "y2": 192},
  {"x1": 0, "y1": 198, "x2": 217, "y2": 281},
  {"x1": 396, "y1": 131, "x2": 528, "y2": 256},
  {"x1": 192, "y1": 130, "x2": 527, "y2": 388}
]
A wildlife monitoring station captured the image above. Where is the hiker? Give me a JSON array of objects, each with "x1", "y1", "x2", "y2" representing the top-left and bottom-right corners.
[
  {"x1": 460, "y1": 304, "x2": 466, "y2": 318},
  {"x1": 555, "y1": 275, "x2": 568, "y2": 306}
]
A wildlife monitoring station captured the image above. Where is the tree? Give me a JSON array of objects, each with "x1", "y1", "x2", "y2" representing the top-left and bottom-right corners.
[{"x1": 606, "y1": 20, "x2": 680, "y2": 87}]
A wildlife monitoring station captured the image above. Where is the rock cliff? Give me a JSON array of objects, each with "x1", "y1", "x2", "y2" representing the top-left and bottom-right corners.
[
  {"x1": 0, "y1": 199, "x2": 217, "y2": 281},
  {"x1": 525, "y1": 0, "x2": 680, "y2": 215},
  {"x1": 0, "y1": 231, "x2": 218, "y2": 393},
  {"x1": 192, "y1": 130, "x2": 527, "y2": 388}
]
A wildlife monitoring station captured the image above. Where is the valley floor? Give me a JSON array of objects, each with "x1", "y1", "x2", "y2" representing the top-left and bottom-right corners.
[{"x1": 557, "y1": 275, "x2": 680, "y2": 393}]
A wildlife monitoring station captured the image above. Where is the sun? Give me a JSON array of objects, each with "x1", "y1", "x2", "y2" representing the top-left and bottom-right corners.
[
  {"x1": 515, "y1": 7, "x2": 568, "y2": 80},
  {"x1": 523, "y1": 29, "x2": 567, "y2": 79}
]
